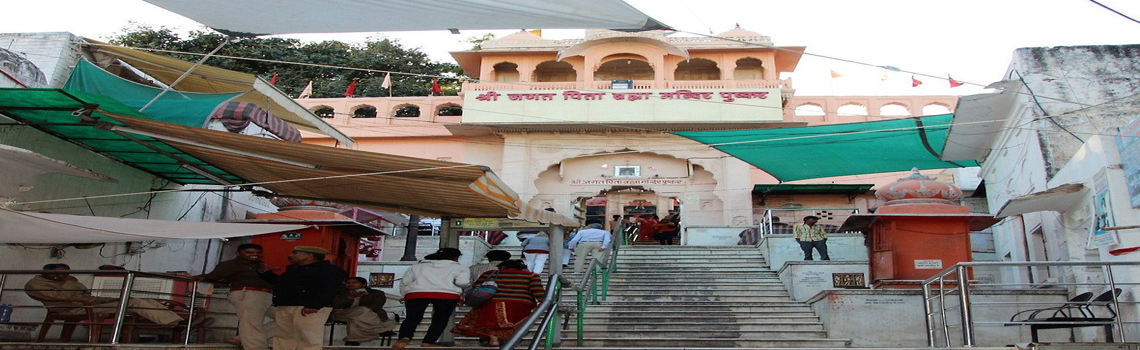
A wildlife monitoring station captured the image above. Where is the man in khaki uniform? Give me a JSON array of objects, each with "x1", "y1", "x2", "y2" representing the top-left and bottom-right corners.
[
  {"x1": 197, "y1": 243, "x2": 275, "y2": 349},
  {"x1": 24, "y1": 263, "x2": 188, "y2": 326}
]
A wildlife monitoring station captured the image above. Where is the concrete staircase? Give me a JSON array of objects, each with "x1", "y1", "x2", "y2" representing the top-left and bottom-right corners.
[{"x1": 555, "y1": 245, "x2": 851, "y2": 348}]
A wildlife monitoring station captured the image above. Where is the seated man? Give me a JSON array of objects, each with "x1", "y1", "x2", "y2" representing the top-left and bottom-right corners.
[
  {"x1": 24, "y1": 263, "x2": 203, "y2": 327},
  {"x1": 330, "y1": 277, "x2": 397, "y2": 346}
]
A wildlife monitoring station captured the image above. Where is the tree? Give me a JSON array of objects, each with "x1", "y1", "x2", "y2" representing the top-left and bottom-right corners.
[{"x1": 109, "y1": 24, "x2": 464, "y2": 98}]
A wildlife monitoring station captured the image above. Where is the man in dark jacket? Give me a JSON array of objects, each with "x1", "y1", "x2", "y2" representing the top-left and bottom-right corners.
[
  {"x1": 261, "y1": 246, "x2": 346, "y2": 350},
  {"x1": 331, "y1": 277, "x2": 397, "y2": 346}
]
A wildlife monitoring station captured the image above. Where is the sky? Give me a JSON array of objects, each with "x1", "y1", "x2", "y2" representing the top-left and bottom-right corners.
[{"x1": 1, "y1": 0, "x2": 1138, "y2": 97}]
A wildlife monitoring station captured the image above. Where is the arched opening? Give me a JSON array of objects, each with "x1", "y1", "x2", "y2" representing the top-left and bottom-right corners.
[
  {"x1": 879, "y1": 103, "x2": 911, "y2": 116},
  {"x1": 837, "y1": 104, "x2": 868, "y2": 117},
  {"x1": 733, "y1": 57, "x2": 764, "y2": 80},
  {"x1": 533, "y1": 61, "x2": 577, "y2": 82},
  {"x1": 794, "y1": 104, "x2": 825, "y2": 117},
  {"x1": 312, "y1": 106, "x2": 335, "y2": 118},
  {"x1": 493, "y1": 62, "x2": 520, "y2": 83},
  {"x1": 674, "y1": 58, "x2": 720, "y2": 80},
  {"x1": 922, "y1": 103, "x2": 952, "y2": 115},
  {"x1": 594, "y1": 55, "x2": 654, "y2": 81},
  {"x1": 393, "y1": 105, "x2": 420, "y2": 118},
  {"x1": 352, "y1": 105, "x2": 377, "y2": 118},
  {"x1": 437, "y1": 104, "x2": 463, "y2": 116}
]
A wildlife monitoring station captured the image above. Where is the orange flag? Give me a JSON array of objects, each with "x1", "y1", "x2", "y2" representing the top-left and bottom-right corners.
[
  {"x1": 829, "y1": 69, "x2": 843, "y2": 78},
  {"x1": 431, "y1": 78, "x2": 442, "y2": 94}
]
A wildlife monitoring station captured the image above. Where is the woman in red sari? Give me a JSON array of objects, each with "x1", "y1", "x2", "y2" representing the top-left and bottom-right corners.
[
  {"x1": 452, "y1": 260, "x2": 545, "y2": 347},
  {"x1": 637, "y1": 214, "x2": 659, "y2": 242}
]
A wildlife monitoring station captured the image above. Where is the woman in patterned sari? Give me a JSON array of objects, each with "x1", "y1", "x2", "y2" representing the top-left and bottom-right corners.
[{"x1": 452, "y1": 260, "x2": 545, "y2": 347}]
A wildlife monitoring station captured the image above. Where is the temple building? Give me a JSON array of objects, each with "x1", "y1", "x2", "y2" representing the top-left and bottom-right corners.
[{"x1": 295, "y1": 28, "x2": 967, "y2": 243}]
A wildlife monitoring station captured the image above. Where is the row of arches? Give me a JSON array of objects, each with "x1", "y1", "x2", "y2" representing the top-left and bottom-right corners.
[
  {"x1": 310, "y1": 104, "x2": 463, "y2": 119},
  {"x1": 493, "y1": 57, "x2": 765, "y2": 83},
  {"x1": 793, "y1": 103, "x2": 952, "y2": 117}
]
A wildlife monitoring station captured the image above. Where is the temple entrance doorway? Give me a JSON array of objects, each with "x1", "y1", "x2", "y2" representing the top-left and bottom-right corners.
[{"x1": 580, "y1": 187, "x2": 681, "y2": 245}]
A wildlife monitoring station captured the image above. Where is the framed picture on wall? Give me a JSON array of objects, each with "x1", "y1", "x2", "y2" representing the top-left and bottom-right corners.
[{"x1": 614, "y1": 166, "x2": 640, "y2": 178}]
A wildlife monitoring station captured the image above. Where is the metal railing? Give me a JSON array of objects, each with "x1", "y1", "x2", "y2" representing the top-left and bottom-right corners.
[
  {"x1": 922, "y1": 261, "x2": 1139, "y2": 347},
  {"x1": 755, "y1": 208, "x2": 860, "y2": 242},
  {"x1": 0, "y1": 269, "x2": 208, "y2": 345},
  {"x1": 502, "y1": 232, "x2": 620, "y2": 350}
]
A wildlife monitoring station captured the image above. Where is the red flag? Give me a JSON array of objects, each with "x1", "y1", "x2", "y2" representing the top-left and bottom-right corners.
[
  {"x1": 269, "y1": 72, "x2": 277, "y2": 85},
  {"x1": 431, "y1": 78, "x2": 442, "y2": 94},
  {"x1": 1109, "y1": 246, "x2": 1140, "y2": 256},
  {"x1": 948, "y1": 76, "x2": 964, "y2": 88},
  {"x1": 911, "y1": 75, "x2": 923, "y2": 87},
  {"x1": 344, "y1": 78, "x2": 358, "y2": 97}
]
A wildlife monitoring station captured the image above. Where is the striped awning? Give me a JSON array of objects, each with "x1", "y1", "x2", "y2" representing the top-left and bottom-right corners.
[{"x1": 105, "y1": 112, "x2": 576, "y2": 223}]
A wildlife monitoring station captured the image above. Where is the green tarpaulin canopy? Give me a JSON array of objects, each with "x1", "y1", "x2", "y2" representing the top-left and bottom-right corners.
[
  {"x1": 0, "y1": 88, "x2": 244, "y2": 185},
  {"x1": 64, "y1": 59, "x2": 242, "y2": 127},
  {"x1": 674, "y1": 114, "x2": 978, "y2": 182}
]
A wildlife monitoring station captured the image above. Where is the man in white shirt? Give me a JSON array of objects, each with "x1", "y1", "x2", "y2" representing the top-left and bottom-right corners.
[{"x1": 566, "y1": 223, "x2": 612, "y2": 273}]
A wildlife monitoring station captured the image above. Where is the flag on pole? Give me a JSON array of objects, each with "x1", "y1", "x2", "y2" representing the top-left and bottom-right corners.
[
  {"x1": 829, "y1": 69, "x2": 843, "y2": 78},
  {"x1": 431, "y1": 78, "x2": 442, "y2": 94},
  {"x1": 298, "y1": 81, "x2": 313, "y2": 99},
  {"x1": 269, "y1": 72, "x2": 278, "y2": 85},
  {"x1": 344, "y1": 78, "x2": 358, "y2": 97},
  {"x1": 880, "y1": 70, "x2": 891, "y2": 81},
  {"x1": 948, "y1": 76, "x2": 964, "y2": 88},
  {"x1": 911, "y1": 75, "x2": 923, "y2": 87},
  {"x1": 380, "y1": 72, "x2": 392, "y2": 89}
]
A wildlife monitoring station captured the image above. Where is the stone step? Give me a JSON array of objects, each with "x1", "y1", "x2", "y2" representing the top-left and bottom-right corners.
[
  {"x1": 571, "y1": 314, "x2": 823, "y2": 321},
  {"x1": 599, "y1": 295, "x2": 792, "y2": 302},
  {"x1": 545, "y1": 337, "x2": 853, "y2": 348},
  {"x1": 603, "y1": 285, "x2": 789, "y2": 291},
  {"x1": 565, "y1": 322, "x2": 826, "y2": 332}
]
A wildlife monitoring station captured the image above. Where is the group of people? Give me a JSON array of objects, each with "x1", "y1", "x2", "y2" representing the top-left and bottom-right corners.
[
  {"x1": 25, "y1": 244, "x2": 395, "y2": 350},
  {"x1": 628, "y1": 210, "x2": 681, "y2": 245},
  {"x1": 395, "y1": 248, "x2": 545, "y2": 348}
]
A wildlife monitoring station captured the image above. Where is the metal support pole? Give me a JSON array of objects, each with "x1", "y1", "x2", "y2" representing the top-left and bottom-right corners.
[
  {"x1": 955, "y1": 266, "x2": 975, "y2": 347},
  {"x1": 922, "y1": 283, "x2": 935, "y2": 347},
  {"x1": 110, "y1": 272, "x2": 136, "y2": 344},
  {"x1": 139, "y1": 39, "x2": 230, "y2": 112},
  {"x1": 939, "y1": 278, "x2": 951, "y2": 347},
  {"x1": 401, "y1": 215, "x2": 420, "y2": 261},
  {"x1": 184, "y1": 280, "x2": 199, "y2": 345},
  {"x1": 1105, "y1": 265, "x2": 1126, "y2": 342}
]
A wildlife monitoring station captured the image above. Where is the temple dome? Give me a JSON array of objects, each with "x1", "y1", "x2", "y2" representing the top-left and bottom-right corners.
[
  {"x1": 495, "y1": 31, "x2": 543, "y2": 42},
  {"x1": 717, "y1": 24, "x2": 763, "y2": 38},
  {"x1": 876, "y1": 168, "x2": 962, "y2": 204}
]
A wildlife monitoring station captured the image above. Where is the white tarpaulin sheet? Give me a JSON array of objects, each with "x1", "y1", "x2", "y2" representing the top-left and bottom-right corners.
[
  {"x1": 0, "y1": 208, "x2": 308, "y2": 244},
  {"x1": 141, "y1": 0, "x2": 666, "y2": 36},
  {"x1": 996, "y1": 183, "x2": 1088, "y2": 218}
]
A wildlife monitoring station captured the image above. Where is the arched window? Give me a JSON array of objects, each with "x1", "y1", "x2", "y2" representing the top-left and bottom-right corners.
[
  {"x1": 394, "y1": 105, "x2": 421, "y2": 118},
  {"x1": 313, "y1": 106, "x2": 335, "y2": 118},
  {"x1": 533, "y1": 61, "x2": 577, "y2": 82},
  {"x1": 922, "y1": 103, "x2": 952, "y2": 115},
  {"x1": 733, "y1": 57, "x2": 764, "y2": 80},
  {"x1": 674, "y1": 58, "x2": 720, "y2": 80},
  {"x1": 879, "y1": 103, "x2": 911, "y2": 116},
  {"x1": 437, "y1": 104, "x2": 463, "y2": 116},
  {"x1": 837, "y1": 104, "x2": 868, "y2": 117},
  {"x1": 493, "y1": 62, "x2": 520, "y2": 83},
  {"x1": 352, "y1": 105, "x2": 377, "y2": 118},
  {"x1": 794, "y1": 104, "x2": 825, "y2": 117},
  {"x1": 594, "y1": 55, "x2": 653, "y2": 81}
]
